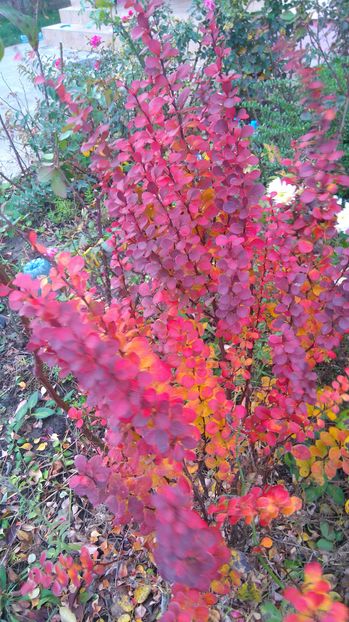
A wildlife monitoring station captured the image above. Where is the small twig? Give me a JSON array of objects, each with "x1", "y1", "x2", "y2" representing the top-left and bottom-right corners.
[
  {"x1": 59, "y1": 42, "x2": 64, "y2": 73},
  {"x1": 34, "y1": 48, "x2": 50, "y2": 109},
  {"x1": 183, "y1": 460, "x2": 210, "y2": 523},
  {"x1": 0, "y1": 112, "x2": 27, "y2": 175},
  {"x1": 95, "y1": 195, "x2": 112, "y2": 305},
  {"x1": 339, "y1": 93, "x2": 349, "y2": 138},
  {"x1": 0, "y1": 169, "x2": 22, "y2": 190}
]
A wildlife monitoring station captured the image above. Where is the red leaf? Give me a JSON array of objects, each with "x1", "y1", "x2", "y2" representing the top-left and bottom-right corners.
[
  {"x1": 300, "y1": 189, "x2": 316, "y2": 204},
  {"x1": 298, "y1": 240, "x2": 313, "y2": 253},
  {"x1": 292, "y1": 445, "x2": 311, "y2": 460},
  {"x1": 149, "y1": 97, "x2": 165, "y2": 115}
]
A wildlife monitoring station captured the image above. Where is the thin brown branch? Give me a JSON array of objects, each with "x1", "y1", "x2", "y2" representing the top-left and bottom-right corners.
[{"x1": 0, "y1": 112, "x2": 27, "y2": 175}]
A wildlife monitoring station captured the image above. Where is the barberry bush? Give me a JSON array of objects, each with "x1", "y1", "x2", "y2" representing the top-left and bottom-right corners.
[{"x1": 2, "y1": 0, "x2": 349, "y2": 619}]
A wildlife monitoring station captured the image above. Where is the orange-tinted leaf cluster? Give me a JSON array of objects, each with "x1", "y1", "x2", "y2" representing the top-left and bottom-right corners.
[{"x1": 283, "y1": 562, "x2": 349, "y2": 622}]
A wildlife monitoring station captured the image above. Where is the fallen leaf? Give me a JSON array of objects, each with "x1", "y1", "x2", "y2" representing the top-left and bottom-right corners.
[
  {"x1": 118, "y1": 562, "x2": 128, "y2": 578},
  {"x1": 260, "y1": 537, "x2": 273, "y2": 549},
  {"x1": 134, "y1": 584, "x2": 151, "y2": 604},
  {"x1": 17, "y1": 530, "x2": 32, "y2": 542},
  {"x1": 118, "y1": 595, "x2": 134, "y2": 613},
  {"x1": 59, "y1": 606, "x2": 77, "y2": 622},
  {"x1": 28, "y1": 587, "x2": 40, "y2": 600},
  {"x1": 117, "y1": 616, "x2": 131, "y2": 622},
  {"x1": 21, "y1": 443, "x2": 32, "y2": 450},
  {"x1": 135, "y1": 604, "x2": 147, "y2": 618}
]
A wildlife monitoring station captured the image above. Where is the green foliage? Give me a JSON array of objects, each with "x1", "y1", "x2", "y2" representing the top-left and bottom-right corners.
[
  {"x1": 47, "y1": 198, "x2": 76, "y2": 225},
  {"x1": 0, "y1": 5, "x2": 39, "y2": 49},
  {"x1": 0, "y1": 7, "x2": 59, "y2": 47},
  {"x1": 261, "y1": 601, "x2": 283, "y2": 622},
  {"x1": 242, "y1": 77, "x2": 311, "y2": 181},
  {"x1": 214, "y1": 0, "x2": 299, "y2": 85},
  {"x1": 320, "y1": 58, "x2": 349, "y2": 198}
]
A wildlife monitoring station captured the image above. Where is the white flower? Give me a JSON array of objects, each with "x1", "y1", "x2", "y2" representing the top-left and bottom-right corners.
[
  {"x1": 335, "y1": 199, "x2": 349, "y2": 234},
  {"x1": 267, "y1": 177, "x2": 297, "y2": 205}
]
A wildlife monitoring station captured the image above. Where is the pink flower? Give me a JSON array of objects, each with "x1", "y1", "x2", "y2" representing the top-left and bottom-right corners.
[
  {"x1": 94, "y1": 60, "x2": 101, "y2": 71},
  {"x1": 89, "y1": 35, "x2": 102, "y2": 48},
  {"x1": 203, "y1": 0, "x2": 215, "y2": 10},
  {"x1": 54, "y1": 58, "x2": 62, "y2": 70},
  {"x1": 128, "y1": 9, "x2": 133, "y2": 16}
]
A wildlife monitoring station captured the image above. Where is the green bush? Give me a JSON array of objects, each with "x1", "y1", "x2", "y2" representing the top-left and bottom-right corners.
[{"x1": 242, "y1": 77, "x2": 311, "y2": 182}]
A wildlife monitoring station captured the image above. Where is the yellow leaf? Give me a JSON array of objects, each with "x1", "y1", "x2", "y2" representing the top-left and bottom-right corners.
[
  {"x1": 17, "y1": 530, "x2": 32, "y2": 542},
  {"x1": 299, "y1": 465, "x2": 311, "y2": 478},
  {"x1": 325, "y1": 410, "x2": 337, "y2": 421},
  {"x1": 117, "y1": 616, "x2": 131, "y2": 622},
  {"x1": 37, "y1": 442, "x2": 47, "y2": 451},
  {"x1": 134, "y1": 584, "x2": 151, "y2": 604},
  {"x1": 21, "y1": 443, "x2": 32, "y2": 450},
  {"x1": 345, "y1": 499, "x2": 349, "y2": 514},
  {"x1": 118, "y1": 595, "x2": 134, "y2": 613}
]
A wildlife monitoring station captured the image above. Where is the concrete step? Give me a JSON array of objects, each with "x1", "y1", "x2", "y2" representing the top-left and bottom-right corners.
[
  {"x1": 68, "y1": 0, "x2": 192, "y2": 18},
  {"x1": 59, "y1": 6, "x2": 95, "y2": 25},
  {"x1": 69, "y1": 0, "x2": 87, "y2": 7},
  {"x1": 42, "y1": 23, "x2": 114, "y2": 50}
]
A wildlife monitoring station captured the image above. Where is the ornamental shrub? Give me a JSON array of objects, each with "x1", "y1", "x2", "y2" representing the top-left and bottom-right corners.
[{"x1": 2, "y1": 0, "x2": 349, "y2": 619}]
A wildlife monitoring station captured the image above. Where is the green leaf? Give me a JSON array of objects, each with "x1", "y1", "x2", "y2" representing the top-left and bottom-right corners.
[
  {"x1": 95, "y1": 0, "x2": 114, "y2": 8},
  {"x1": 327, "y1": 484, "x2": 345, "y2": 505},
  {"x1": 51, "y1": 169, "x2": 68, "y2": 199},
  {"x1": 42, "y1": 153, "x2": 55, "y2": 162},
  {"x1": 280, "y1": 10, "x2": 297, "y2": 23},
  {"x1": 0, "y1": 38, "x2": 4, "y2": 62},
  {"x1": 0, "y1": 564, "x2": 7, "y2": 591},
  {"x1": 11, "y1": 393, "x2": 38, "y2": 432},
  {"x1": 11, "y1": 406, "x2": 28, "y2": 432},
  {"x1": 38, "y1": 589, "x2": 60, "y2": 607},
  {"x1": 26, "y1": 391, "x2": 40, "y2": 411},
  {"x1": 79, "y1": 590, "x2": 91, "y2": 604},
  {"x1": 320, "y1": 522, "x2": 336, "y2": 541},
  {"x1": 33, "y1": 407, "x2": 55, "y2": 419},
  {"x1": 317, "y1": 538, "x2": 334, "y2": 551},
  {"x1": 260, "y1": 601, "x2": 282, "y2": 622},
  {"x1": 0, "y1": 6, "x2": 39, "y2": 50},
  {"x1": 305, "y1": 485, "x2": 325, "y2": 502},
  {"x1": 59, "y1": 130, "x2": 73, "y2": 141},
  {"x1": 37, "y1": 164, "x2": 54, "y2": 184}
]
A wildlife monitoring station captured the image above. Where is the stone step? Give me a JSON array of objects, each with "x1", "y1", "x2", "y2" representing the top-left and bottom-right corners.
[{"x1": 41, "y1": 23, "x2": 114, "y2": 51}]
